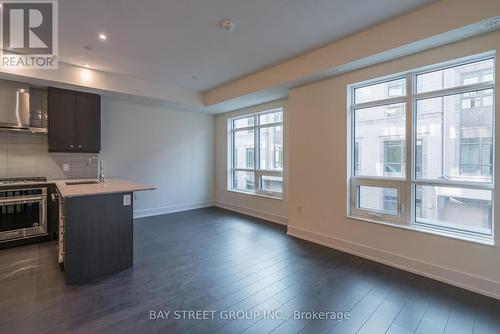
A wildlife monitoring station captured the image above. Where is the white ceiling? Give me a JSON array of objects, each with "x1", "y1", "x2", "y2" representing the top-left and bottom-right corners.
[{"x1": 59, "y1": 0, "x2": 434, "y2": 91}]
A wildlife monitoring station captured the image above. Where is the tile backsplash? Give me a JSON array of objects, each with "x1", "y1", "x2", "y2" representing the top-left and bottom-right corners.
[{"x1": 0, "y1": 132, "x2": 98, "y2": 180}]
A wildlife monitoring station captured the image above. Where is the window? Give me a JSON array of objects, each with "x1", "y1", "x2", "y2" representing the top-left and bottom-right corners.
[
  {"x1": 246, "y1": 148, "x2": 254, "y2": 169},
  {"x1": 383, "y1": 140, "x2": 405, "y2": 176},
  {"x1": 385, "y1": 104, "x2": 404, "y2": 117},
  {"x1": 383, "y1": 188, "x2": 398, "y2": 214},
  {"x1": 349, "y1": 55, "x2": 495, "y2": 242},
  {"x1": 388, "y1": 81, "x2": 405, "y2": 97},
  {"x1": 460, "y1": 137, "x2": 492, "y2": 176},
  {"x1": 354, "y1": 142, "x2": 360, "y2": 175},
  {"x1": 229, "y1": 108, "x2": 284, "y2": 198},
  {"x1": 415, "y1": 139, "x2": 423, "y2": 178}
]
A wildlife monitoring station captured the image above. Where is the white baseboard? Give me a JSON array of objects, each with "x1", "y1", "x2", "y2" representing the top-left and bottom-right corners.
[
  {"x1": 133, "y1": 200, "x2": 215, "y2": 219},
  {"x1": 287, "y1": 225, "x2": 500, "y2": 300},
  {"x1": 215, "y1": 201, "x2": 288, "y2": 226}
]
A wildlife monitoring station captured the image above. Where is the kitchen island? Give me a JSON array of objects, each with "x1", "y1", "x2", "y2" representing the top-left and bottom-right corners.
[{"x1": 56, "y1": 178, "x2": 154, "y2": 284}]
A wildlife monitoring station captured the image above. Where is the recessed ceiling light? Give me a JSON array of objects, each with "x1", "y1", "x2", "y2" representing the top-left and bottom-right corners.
[
  {"x1": 219, "y1": 20, "x2": 235, "y2": 32},
  {"x1": 98, "y1": 33, "x2": 107, "y2": 40},
  {"x1": 84, "y1": 64, "x2": 91, "y2": 68}
]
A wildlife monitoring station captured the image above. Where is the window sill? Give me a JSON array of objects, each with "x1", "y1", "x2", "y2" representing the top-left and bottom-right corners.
[
  {"x1": 227, "y1": 189, "x2": 283, "y2": 201},
  {"x1": 347, "y1": 215, "x2": 495, "y2": 247}
]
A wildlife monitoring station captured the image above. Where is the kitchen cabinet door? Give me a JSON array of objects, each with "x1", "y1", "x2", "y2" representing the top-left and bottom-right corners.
[
  {"x1": 48, "y1": 88, "x2": 76, "y2": 152},
  {"x1": 75, "y1": 93, "x2": 101, "y2": 153},
  {"x1": 48, "y1": 88, "x2": 101, "y2": 153}
]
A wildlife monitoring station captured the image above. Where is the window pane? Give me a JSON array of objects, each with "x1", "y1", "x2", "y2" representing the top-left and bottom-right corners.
[
  {"x1": 354, "y1": 103, "x2": 405, "y2": 177},
  {"x1": 416, "y1": 89, "x2": 493, "y2": 182},
  {"x1": 259, "y1": 110, "x2": 283, "y2": 125},
  {"x1": 233, "y1": 129, "x2": 254, "y2": 169},
  {"x1": 233, "y1": 116, "x2": 255, "y2": 129},
  {"x1": 415, "y1": 139, "x2": 423, "y2": 178},
  {"x1": 354, "y1": 142, "x2": 360, "y2": 174},
  {"x1": 358, "y1": 186, "x2": 398, "y2": 215},
  {"x1": 245, "y1": 148, "x2": 254, "y2": 169},
  {"x1": 354, "y1": 78, "x2": 406, "y2": 104},
  {"x1": 259, "y1": 126, "x2": 283, "y2": 170},
  {"x1": 415, "y1": 185, "x2": 492, "y2": 235},
  {"x1": 384, "y1": 140, "x2": 406, "y2": 177},
  {"x1": 232, "y1": 171, "x2": 255, "y2": 191},
  {"x1": 260, "y1": 175, "x2": 283, "y2": 193},
  {"x1": 416, "y1": 59, "x2": 494, "y2": 93}
]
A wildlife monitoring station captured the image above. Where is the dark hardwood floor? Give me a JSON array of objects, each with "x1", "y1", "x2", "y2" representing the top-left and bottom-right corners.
[{"x1": 1, "y1": 207, "x2": 499, "y2": 333}]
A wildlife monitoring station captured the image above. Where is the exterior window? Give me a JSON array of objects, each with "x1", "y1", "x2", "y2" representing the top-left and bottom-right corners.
[
  {"x1": 385, "y1": 104, "x2": 404, "y2": 117},
  {"x1": 388, "y1": 81, "x2": 405, "y2": 97},
  {"x1": 349, "y1": 56, "x2": 495, "y2": 241},
  {"x1": 415, "y1": 140, "x2": 423, "y2": 178},
  {"x1": 354, "y1": 142, "x2": 360, "y2": 175},
  {"x1": 460, "y1": 137, "x2": 492, "y2": 176},
  {"x1": 384, "y1": 140, "x2": 405, "y2": 176},
  {"x1": 383, "y1": 188, "x2": 398, "y2": 214},
  {"x1": 246, "y1": 148, "x2": 254, "y2": 169},
  {"x1": 415, "y1": 188, "x2": 422, "y2": 218},
  {"x1": 229, "y1": 108, "x2": 284, "y2": 198}
]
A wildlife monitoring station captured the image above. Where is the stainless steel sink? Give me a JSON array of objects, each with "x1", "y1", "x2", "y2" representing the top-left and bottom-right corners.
[{"x1": 65, "y1": 180, "x2": 100, "y2": 186}]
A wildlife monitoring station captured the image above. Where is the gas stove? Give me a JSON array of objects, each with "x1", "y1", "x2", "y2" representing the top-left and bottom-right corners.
[{"x1": 0, "y1": 177, "x2": 47, "y2": 185}]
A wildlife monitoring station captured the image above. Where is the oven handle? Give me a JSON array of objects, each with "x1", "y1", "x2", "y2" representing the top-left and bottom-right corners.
[{"x1": 0, "y1": 195, "x2": 46, "y2": 205}]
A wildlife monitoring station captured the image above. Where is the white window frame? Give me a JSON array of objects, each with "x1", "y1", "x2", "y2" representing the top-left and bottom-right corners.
[
  {"x1": 347, "y1": 53, "x2": 496, "y2": 244},
  {"x1": 228, "y1": 108, "x2": 284, "y2": 199}
]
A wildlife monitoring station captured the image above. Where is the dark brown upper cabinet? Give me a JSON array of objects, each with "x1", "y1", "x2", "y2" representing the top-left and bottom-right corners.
[{"x1": 48, "y1": 87, "x2": 101, "y2": 153}]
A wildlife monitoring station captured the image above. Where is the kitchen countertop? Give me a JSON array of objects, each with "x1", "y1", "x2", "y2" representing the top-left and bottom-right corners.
[
  {"x1": 0, "y1": 177, "x2": 155, "y2": 198},
  {"x1": 54, "y1": 178, "x2": 155, "y2": 198}
]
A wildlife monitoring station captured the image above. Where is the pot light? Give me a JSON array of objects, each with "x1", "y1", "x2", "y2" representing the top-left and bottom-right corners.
[
  {"x1": 219, "y1": 20, "x2": 235, "y2": 32},
  {"x1": 84, "y1": 64, "x2": 91, "y2": 68},
  {"x1": 98, "y1": 33, "x2": 107, "y2": 40}
]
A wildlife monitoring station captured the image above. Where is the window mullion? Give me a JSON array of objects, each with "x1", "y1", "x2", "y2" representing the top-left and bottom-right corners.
[
  {"x1": 412, "y1": 179, "x2": 493, "y2": 190},
  {"x1": 406, "y1": 73, "x2": 413, "y2": 224},
  {"x1": 353, "y1": 96, "x2": 407, "y2": 110},
  {"x1": 413, "y1": 81, "x2": 494, "y2": 101},
  {"x1": 254, "y1": 115, "x2": 260, "y2": 191}
]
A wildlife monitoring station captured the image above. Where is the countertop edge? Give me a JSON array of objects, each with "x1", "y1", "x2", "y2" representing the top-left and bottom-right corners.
[
  {"x1": 0, "y1": 178, "x2": 156, "y2": 198},
  {"x1": 55, "y1": 178, "x2": 155, "y2": 198}
]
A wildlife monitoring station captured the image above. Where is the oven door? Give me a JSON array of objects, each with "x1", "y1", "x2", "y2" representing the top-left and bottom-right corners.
[{"x1": 0, "y1": 192, "x2": 47, "y2": 242}]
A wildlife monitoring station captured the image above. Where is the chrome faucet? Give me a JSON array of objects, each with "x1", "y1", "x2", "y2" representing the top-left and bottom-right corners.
[{"x1": 87, "y1": 155, "x2": 104, "y2": 183}]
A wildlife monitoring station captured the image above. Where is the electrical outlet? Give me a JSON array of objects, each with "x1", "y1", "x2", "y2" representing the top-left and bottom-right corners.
[
  {"x1": 63, "y1": 163, "x2": 70, "y2": 171},
  {"x1": 123, "y1": 194, "x2": 131, "y2": 206}
]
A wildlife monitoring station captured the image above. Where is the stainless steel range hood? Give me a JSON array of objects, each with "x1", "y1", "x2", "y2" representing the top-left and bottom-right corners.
[{"x1": 0, "y1": 80, "x2": 30, "y2": 131}]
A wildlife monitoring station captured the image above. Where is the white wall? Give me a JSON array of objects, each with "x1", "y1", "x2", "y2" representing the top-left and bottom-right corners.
[
  {"x1": 100, "y1": 98, "x2": 215, "y2": 218},
  {"x1": 287, "y1": 31, "x2": 500, "y2": 299},
  {"x1": 215, "y1": 100, "x2": 288, "y2": 225}
]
